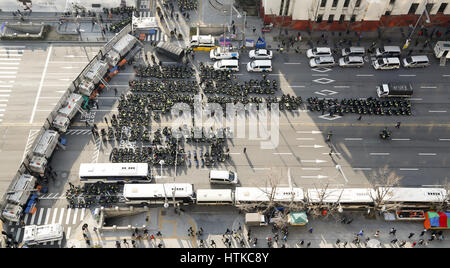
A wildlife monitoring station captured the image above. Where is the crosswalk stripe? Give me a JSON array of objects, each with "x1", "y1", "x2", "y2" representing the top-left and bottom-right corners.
[
  {"x1": 30, "y1": 210, "x2": 37, "y2": 225},
  {"x1": 66, "y1": 208, "x2": 72, "y2": 225},
  {"x1": 0, "y1": 58, "x2": 21, "y2": 61},
  {"x1": 67, "y1": 227, "x2": 71, "y2": 240},
  {"x1": 51, "y1": 208, "x2": 58, "y2": 224},
  {"x1": 73, "y1": 208, "x2": 79, "y2": 225},
  {"x1": 37, "y1": 208, "x2": 44, "y2": 224},
  {"x1": 0, "y1": 54, "x2": 22, "y2": 57},
  {"x1": 80, "y1": 208, "x2": 86, "y2": 222},
  {"x1": 58, "y1": 208, "x2": 65, "y2": 224},
  {"x1": 44, "y1": 208, "x2": 51, "y2": 225}
]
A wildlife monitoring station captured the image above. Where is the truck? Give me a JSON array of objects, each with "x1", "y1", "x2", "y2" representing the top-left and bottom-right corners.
[
  {"x1": 28, "y1": 130, "x2": 60, "y2": 177},
  {"x1": 78, "y1": 80, "x2": 96, "y2": 97},
  {"x1": 84, "y1": 60, "x2": 109, "y2": 84},
  {"x1": 105, "y1": 34, "x2": 137, "y2": 66},
  {"x1": 6, "y1": 174, "x2": 37, "y2": 206},
  {"x1": 156, "y1": 42, "x2": 185, "y2": 61},
  {"x1": 52, "y1": 93, "x2": 84, "y2": 133},
  {"x1": 2, "y1": 203, "x2": 23, "y2": 223},
  {"x1": 376, "y1": 82, "x2": 413, "y2": 98},
  {"x1": 245, "y1": 213, "x2": 268, "y2": 227},
  {"x1": 190, "y1": 35, "x2": 216, "y2": 48},
  {"x1": 22, "y1": 223, "x2": 64, "y2": 246}
]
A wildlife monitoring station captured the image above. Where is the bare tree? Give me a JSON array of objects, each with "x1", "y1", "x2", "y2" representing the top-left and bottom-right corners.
[
  {"x1": 305, "y1": 183, "x2": 345, "y2": 220},
  {"x1": 369, "y1": 167, "x2": 403, "y2": 213},
  {"x1": 433, "y1": 178, "x2": 450, "y2": 211}
]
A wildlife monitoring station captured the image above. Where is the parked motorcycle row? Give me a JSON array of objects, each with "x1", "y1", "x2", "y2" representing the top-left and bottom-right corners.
[
  {"x1": 307, "y1": 97, "x2": 412, "y2": 116},
  {"x1": 65, "y1": 182, "x2": 122, "y2": 209},
  {"x1": 177, "y1": 0, "x2": 198, "y2": 11}
]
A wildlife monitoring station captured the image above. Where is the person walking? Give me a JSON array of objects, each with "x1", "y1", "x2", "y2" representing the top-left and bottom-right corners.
[
  {"x1": 306, "y1": 241, "x2": 311, "y2": 248},
  {"x1": 123, "y1": 239, "x2": 129, "y2": 247},
  {"x1": 114, "y1": 87, "x2": 118, "y2": 96},
  {"x1": 243, "y1": 147, "x2": 247, "y2": 154},
  {"x1": 408, "y1": 233, "x2": 415, "y2": 239},
  {"x1": 374, "y1": 230, "x2": 380, "y2": 238},
  {"x1": 357, "y1": 115, "x2": 362, "y2": 120},
  {"x1": 389, "y1": 227, "x2": 397, "y2": 235},
  {"x1": 358, "y1": 230, "x2": 364, "y2": 237},
  {"x1": 391, "y1": 238, "x2": 398, "y2": 244},
  {"x1": 309, "y1": 227, "x2": 313, "y2": 233},
  {"x1": 335, "y1": 239, "x2": 341, "y2": 246},
  {"x1": 396, "y1": 122, "x2": 401, "y2": 128},
  {"x1": 253, "y1": 26, "x2": 256, "y2": 34}
]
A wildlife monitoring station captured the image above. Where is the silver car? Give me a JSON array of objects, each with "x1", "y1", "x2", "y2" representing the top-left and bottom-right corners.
[
  {"x1": 339, "y1": 56, "x2": 364, "y2": 68},
  {"x1": 310, "y1": 56, "x2": 335, "y2": 68}
]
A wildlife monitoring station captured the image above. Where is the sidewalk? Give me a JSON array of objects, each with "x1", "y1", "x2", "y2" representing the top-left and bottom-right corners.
[{"x1": 67, "y1": 206, "x2": 450, "y2": 248}]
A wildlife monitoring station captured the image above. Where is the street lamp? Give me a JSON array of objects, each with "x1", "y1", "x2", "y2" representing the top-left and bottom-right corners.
[{"x1": 403, "y1": 3, "x2": 432, "y2": 49}]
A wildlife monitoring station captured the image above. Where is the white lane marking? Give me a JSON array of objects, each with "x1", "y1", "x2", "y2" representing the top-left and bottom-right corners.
[
  {"x1": 301, "y1": 175, "x2": 328, "y2": 179},
  {"x1": 29, "y1": 210, "x2": 37, "y2": 224},
  {"x1": 0, "y1": 94, "x2": 10, "y2": 97},
  {"x1": 0, "y1": 71, "x2": 17, "y2": 74},
  {"x1": 353, "y1": 168, "x2": 372, "y2": 170},
  {"x1": 289, "y1": 85, "x2": 305, "y2": 88},
  {"x1": 49, "y1": 61, "x2": 88, "y2": 64},
  {"x1": 345, "y1": 138, "x2": 363, "y2": 141},
  {"x1": 301, "y1": 168, "x2": 322, "y2": 170},
  {"x1": 421, "y1": 86, "x2": 437, "y2": 89},
  {"x1": 0, "y1": 58, "x2": 21, "y2": 61},
  {"x1": 64, "y1": 55, "x2": 88, "y2": 58},
  {"x1": 0, "y1": 67, "x2": 18, "y2": 70},
  {"x1": 399, "y1": 168, "x2": 419, "y2": 171},
  {"x1": 399, "y1": 74, "x2": 416, "y2": 77},
  {"x1": 66, "y1": 209, "x2": 72, "y2": 225},
  {"x1": 298, "y1": 144, "x2": 324, "y2": 148},
  {"x1": 44, "y1": 208, "x2": 51, "y2": 225},
  {"x1": 296, "y1": 138, "x2": 315, "y2": 140},
  {"x1": 72, "y1": 208, "x2": 79, "y2": 225},
  {"x1": 439, "y1": 138, "x2": 450, "y2": 141},
  {"x1": 409, "y1": 98, "x2": 423, "y2": 101},
  {"x1": 273, "y1": 152, "x2": 293, "y2": 155},
  {"x1": 0, "y1": 62, "x2": 20, "y2": 65},
  {"x1": 0, "y1": 54, "x2": 22, "y2": 57},
  {"x1": 284, "y1": 63, "x2": 301, "y2": 65},
  {"x1": 429, "y1": 110, "x2": 447, "y2": 113},
  {"x1": 418, "y1": 153, "x2": 437, "y2": 156},
  {"x1": 322, "y1": 152, "x2": 341, "y2": 155},
  {"x1": 0, "y1": 76, "x2": 16, "y2": 79},
  {"x1": 301, "y1": 159, "x2": 327, "y2": 163},
  {"x1": 30, "y1": 45, "x2": 52, "y2": 124},
  {"x1": 370, "y1": 153, "x2": 390, "y2": 155},
  {"x1": 443, "y1": 75, "x2": 450, "y2": 77},
  {"x1": 334, "y1": 86, "x2": 350, "y2": 88},
  {"x1": 296, "y1": 131, "x2": 322, "y2": 134},
  {"x1": 0, "y1": 99, "x2": 9, "y2": 102},
  {"x1": 0, "y1": 104, "x2": 6, "y2": 107},
  {"x1": 229, "y1": 152, "x2": 241, "y2": 155},
  {"x1": 356, "y1": 74, "x2": 374, "y2": 77},
  {"x1": 312, "y1": 74, "x2": 329, "y2": 76},
  {"x1": 392, "y1": 138, "x2": 411, "y2": 141},
  {"x1": 0, "y1": 114, "x2": 4, "y2": 117}
]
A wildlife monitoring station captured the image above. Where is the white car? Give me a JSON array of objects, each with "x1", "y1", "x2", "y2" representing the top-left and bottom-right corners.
[
  {"x1": 249, "y1": 49, "x2": 273, "y2": 60},
  {"x1": 213, "y1": 59, "x2": 240, "y2": 72},
  {"x1": 306, "y1": 47, "x2": 332, "y2": 58},
  {"x1": 339, "y1": 56, "x2": 364, "y2": 68},
  {"x1": 372, "y1": 57, "x2": 400, "y2": 70},
  {"x1": 210, "y1": 47, "x2": 239, "y2": 60},
  {"x1": 309, "y1": 56, "x2": 335, "y2": 68}
]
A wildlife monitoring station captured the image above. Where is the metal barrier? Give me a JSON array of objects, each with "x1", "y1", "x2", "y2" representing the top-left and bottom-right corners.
[{"x1": 0, "y1": 25, "x2": 134, "y2": 223}]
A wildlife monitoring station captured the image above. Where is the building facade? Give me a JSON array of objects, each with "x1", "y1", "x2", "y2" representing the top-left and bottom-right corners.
[{"x1": 260, "y1": 0, "x2": 450, "y2": 31}]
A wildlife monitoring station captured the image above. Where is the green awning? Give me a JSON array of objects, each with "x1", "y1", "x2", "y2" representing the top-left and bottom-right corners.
[{"x1": 288, "y1": 212, "x2": 308, "y2": 225}]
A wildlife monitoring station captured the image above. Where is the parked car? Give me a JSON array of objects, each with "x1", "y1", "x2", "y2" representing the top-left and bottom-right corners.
[
  {"x1": 307, "y1": 47, "x2": 332, "y2": 58},
  {"x1": 309, "y1": 56, "x2": 335, "y2": 68},
  {"x1": 210, "y1": 47, "x2": 239, "y2": 60},
  {"x1": 249, "y1": 49, "x2": 273, "y2": 60},
  {"x1": 372, "y1": 57, "x2": 400, "y2": 70},
  {"x1": 339, "y1": 56, "x2": 364, "y2": 67}
]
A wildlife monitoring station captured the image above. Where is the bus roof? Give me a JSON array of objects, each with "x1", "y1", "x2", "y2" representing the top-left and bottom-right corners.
[{"x1": 123, "y1": 183, "x2": 194, "y2": 199}]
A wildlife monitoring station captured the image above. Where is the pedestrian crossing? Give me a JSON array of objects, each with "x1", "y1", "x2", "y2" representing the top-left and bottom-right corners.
[
  {"x1": 7, "y1": 206, "x2": 89, "y2": 246},
  {"x1": 138, "y1": 11, "x2": 167, "y2": 43},
  {"x1": 0, "y1": 45, "x2": 24, "y2": 122},
  {"x1": 65, "y1": 129, "x2": 92, "y2": 135}
]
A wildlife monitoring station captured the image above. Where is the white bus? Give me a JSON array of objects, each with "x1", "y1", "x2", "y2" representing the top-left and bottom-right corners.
[
  {"x1": 79, "y1": 163, "x2": 150, "y2": 182},
  {"x1": 377, "y1": 187, "x2": 447, "y2": 206},
  {"x1": 123, "y1": 183, "x2": 194, "y2": 205},
  {"x1": 234, "y1": 187, "x2": 305, "y2": 205},
  {"x1": 196, "y1": 189, "x2": 234, "y2": 205}
]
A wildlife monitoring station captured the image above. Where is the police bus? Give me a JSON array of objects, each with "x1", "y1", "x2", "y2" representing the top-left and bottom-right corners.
[
  {"x1": 79, "y1": 163, "x2": 150, "y2": 182},
  {"x1": 122, "y1": 183, "x2": 194, "y2": 205}
]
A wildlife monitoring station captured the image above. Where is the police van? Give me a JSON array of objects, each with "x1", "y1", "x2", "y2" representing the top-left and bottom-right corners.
[
  {"x1": 372, "y1": 57, "x2": 401, "y2": 70},
  {"x1": 210, "y1": 47, "x2": 239, "y2": 60},
  {"x1": 402, "y1": 55, "x2": 430, "y2": 68},
  {"x1": 209, "y1": 170, "x2": 239, "y2": 185},
  {"x1": 247, "y1": 60, "x2": 272, "y2": 72},
  {"x1": 53, "y1": 93, "x2": 84, "y2": 133},
  {"x1": 190, "y1": 35, "x2": 216, "y2": 48},
  {"x1": 213, "y1": 59, "x2": 239, "y2": 72}
]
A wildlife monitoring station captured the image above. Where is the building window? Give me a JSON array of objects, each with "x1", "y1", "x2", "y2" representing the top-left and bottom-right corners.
[
  {"x1": 385, "y1": 11, "x2": 391, "y2": 16},
  {"x1": 317, "y1": 14, "x2": 323, "y2": 22},
  {"x1": 332, "y1": 0, "x2": 339, "y2": 8},
  {"x1": 438, "y1": 3, "x2": 448, "y2": 13},
  {"x1": 279, "y1": 0, "x2": 285, "y2": 16},
  {"x1": 328, "y1": 14, "x2": 335, "y2": 23},
  {"x1": 339, "y1": 14, "x2": 345, "y2": 23},
  {"x1": 350, "y1": 15, "x2": 356, "y2": 22},
  {"x1": 320, "y1": 0, "x2": 327, "y2": 8},
  {"x1": 343, "y1": 0, "x2": 350, "y2": 8},
  {"x1": 284, "y1": 0, "x2": 291, "y2": 16},
  {"x1": 389, "y1": 0, "x2": 395, "y2": 5},
  {"x1": 408, "y1": 3, "x2": 419, "y2": 14},
  {"x1": 355, "y1": 0, "x2": 361, "y2": 8}
]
